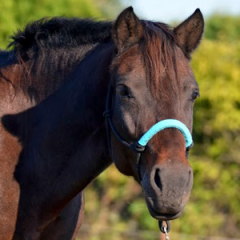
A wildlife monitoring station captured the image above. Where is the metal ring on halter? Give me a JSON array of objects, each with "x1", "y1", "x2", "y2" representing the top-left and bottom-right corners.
[
  {"x1": 131, "y1": 142, "x2": 145, "y2": 153},
  {"x1": 159, "y1": 221, "x2": 171, "y2": 233}
]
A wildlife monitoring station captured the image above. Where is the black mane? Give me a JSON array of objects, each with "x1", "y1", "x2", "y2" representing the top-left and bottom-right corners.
[
  {"x1": 3, "y1": 16, "x2": 177, "y2": 103},
  {"x1": 9, "y1": 17, "x2": 112, "y2": 59}
]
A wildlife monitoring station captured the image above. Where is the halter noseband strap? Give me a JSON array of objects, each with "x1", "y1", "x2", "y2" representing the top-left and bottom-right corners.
[{"x1": 138, "y1": 119, "x2": 193, "y2": 148}]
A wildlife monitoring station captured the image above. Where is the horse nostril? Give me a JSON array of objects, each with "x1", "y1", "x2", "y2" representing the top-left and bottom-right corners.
[{"x1": 154, "y1": 169, "x2": 162, "y2": 191}]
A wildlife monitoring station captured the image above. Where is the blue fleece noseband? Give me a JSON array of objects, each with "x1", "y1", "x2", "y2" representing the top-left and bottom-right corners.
[{"x1": 138, "y1": 119, "x2": 193, "y2": 148}]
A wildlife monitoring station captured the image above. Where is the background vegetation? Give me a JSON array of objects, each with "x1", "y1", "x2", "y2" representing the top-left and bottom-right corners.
[
  {"x1": 0, "y1": 0, "x2": 121, "y2": 48},
  {"x1": 0, "y1": 1, "x2": 239, "y2": 239}
]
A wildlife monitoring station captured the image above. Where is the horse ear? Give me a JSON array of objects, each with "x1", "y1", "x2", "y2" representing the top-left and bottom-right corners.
[
  {"x1": 112, "y1": 7, "x2": 143, "y2": 54},
  {"x1": 174, "y1": 9, "x2": 204, "y2": 55}
]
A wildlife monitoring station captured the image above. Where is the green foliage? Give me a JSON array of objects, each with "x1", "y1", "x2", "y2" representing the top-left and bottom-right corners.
[
  {"x1": 184, "y1": 37, "x2": 240, "y2": 237},
  {"x1": 205, "y1": 14, "x2": 240, "y2": 41},
  {"x1": 0, "y1": 0, "x2": 121, "y2": 49}
]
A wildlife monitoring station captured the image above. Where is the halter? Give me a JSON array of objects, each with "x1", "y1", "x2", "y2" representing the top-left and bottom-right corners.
[{"x1": 103, "y1": 83, "x2": 193, "y2": 234}]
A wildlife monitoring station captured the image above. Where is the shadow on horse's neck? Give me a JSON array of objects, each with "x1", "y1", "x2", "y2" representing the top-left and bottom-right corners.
[{"x1": 2, "y1": 41, "x2": 114, "y2": 215}]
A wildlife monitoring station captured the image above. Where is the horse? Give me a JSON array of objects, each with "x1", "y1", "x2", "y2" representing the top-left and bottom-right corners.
[{"x1": 0, "y1": 7, "x2": 204, "y2": 240}]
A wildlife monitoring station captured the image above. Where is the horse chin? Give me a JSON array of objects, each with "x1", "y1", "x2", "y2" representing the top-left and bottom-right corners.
[{"x1": 145, "y1": 200, "x2": 183, "y2": 221}]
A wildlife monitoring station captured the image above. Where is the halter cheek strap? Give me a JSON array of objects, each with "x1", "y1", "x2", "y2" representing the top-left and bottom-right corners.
[{"x1": 138, "y1": 119, "x2": 193, "y2": 148}]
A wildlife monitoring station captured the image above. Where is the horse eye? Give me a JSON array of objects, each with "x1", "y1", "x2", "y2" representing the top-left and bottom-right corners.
[
  {"x1": 117, "y1": 85, "x2": 130, "y2": 98},
  {"x1": 191, "y1": 91, "x2": 199, "y2": 102}
]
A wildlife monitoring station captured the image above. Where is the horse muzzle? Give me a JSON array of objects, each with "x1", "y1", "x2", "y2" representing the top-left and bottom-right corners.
[{"x1": 142, "y1": 162, "x2": 193, "y2": 221}]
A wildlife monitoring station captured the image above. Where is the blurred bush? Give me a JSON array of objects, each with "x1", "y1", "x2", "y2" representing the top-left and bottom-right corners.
[
  {"x1": 0, "y1": 0, "x2": 121, "y2": 48},
  {"x1": 205, "y1": 14, "x2": 240, "y2": 41}
]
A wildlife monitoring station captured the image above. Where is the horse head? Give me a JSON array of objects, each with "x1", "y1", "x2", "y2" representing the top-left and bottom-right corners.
[{"x1": 108, "y1": 7, "x2": 204, "y2": 221}]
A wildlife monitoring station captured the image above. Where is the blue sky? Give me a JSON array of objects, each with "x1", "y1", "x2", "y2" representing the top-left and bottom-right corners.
[{"x1": 123, "y1": 0, "x2": 240, "y2": 22}]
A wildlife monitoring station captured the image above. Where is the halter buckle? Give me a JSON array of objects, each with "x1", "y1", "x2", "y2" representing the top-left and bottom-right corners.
[
  {"x1": 103, "y1": 110, "x2": 112, "y2": 118},
  {"x1": 131, "y1": 143, "x2": 145, "y2": 153}
]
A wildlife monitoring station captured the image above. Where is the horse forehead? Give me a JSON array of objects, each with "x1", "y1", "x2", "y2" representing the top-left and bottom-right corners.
[
  {"x1": 114, "y1": 45, "x2": 144, "y2": 75},
  {"x1": 114, "y1": 44, "x2": 195, "y2": 88}
]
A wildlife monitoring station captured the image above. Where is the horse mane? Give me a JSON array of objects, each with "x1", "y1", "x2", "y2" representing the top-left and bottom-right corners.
[
  {"x1": 1, "y1": 18, "x2": 113, "y2": 102},
  {"x1": 9, "y1": 17, "x2": 112, "y2": 60},
  {"x1": 3, "y1": 17, "x2": 180, "y2": 102}
]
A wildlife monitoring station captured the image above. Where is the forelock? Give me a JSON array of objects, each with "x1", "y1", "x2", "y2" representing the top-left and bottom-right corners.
[{"x1": 139, "y1": 21, "x2": 180, "y2": 100}]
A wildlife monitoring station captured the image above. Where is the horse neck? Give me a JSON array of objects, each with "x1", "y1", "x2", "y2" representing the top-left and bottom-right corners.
[
  {"x1": 0, "y1": 43, "x2": 99, "y2": 107},
  {"x1": 53, "y1": 41, "x2": 115, "y2": 188},
  {"x1": 22, "y1": 45, "x2": 99, "y2": 103},
  {"x1": 12, "y1": 41, "x2": 114, "y2": 213}
]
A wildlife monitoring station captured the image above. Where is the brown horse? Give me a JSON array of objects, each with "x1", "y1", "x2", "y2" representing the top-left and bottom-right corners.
[{"x1": 0, "y1": 7, "x2": 204, "y2": 240}]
